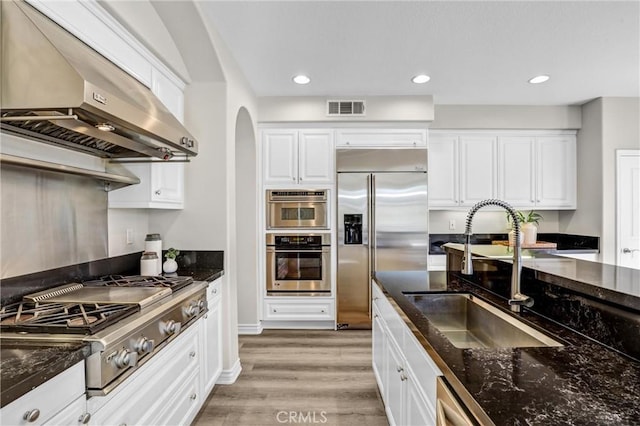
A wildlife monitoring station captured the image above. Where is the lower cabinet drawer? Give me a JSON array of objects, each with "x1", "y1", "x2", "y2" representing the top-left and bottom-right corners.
[
  {"x1": 157, "y1": 370, "x2": 201, "y2": 426},
  {"x1": 88, "y1": 321, "x2": 201, "y2": 424},
  {"x1": 403, "y1": 327, "x2": 442, "y2": 410},
  {"x1": 264, "y1": 299, "x2": 334, "y2": 321},
  {"x1": 1, "y1": 361, "x2": 85, "y2": 426}
]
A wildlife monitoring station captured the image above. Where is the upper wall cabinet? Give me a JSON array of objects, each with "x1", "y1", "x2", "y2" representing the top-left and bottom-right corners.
[
  {"x1": 428, "y1": 134, "x2": 497, "y2": 208},
  {"x1": 336, "y1": 129, "x2": 427, "y2": 148},
  {"x1": 109, "y1": 162, "x2": 184, "y2": 209},
  {"x1": 263, "y1": 129, "x2": 335, "y2": 186},
  {"x1": 429, "y1": 131, "x2": 577, "y2": 210}
]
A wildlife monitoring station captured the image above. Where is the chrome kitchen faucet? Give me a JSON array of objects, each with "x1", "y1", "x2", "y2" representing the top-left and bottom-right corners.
[{"x1": 461, "y1": 199, "x2": 534, "y2": 312}]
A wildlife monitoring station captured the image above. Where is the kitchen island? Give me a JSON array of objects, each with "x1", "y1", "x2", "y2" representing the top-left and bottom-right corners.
[{"x1": 373, "y1": 247, "x2": 640, "y2": 425}]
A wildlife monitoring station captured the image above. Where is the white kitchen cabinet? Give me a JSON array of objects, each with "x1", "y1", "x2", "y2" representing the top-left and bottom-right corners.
[
  {"x1": 262, "y1": 129, "x2": 334, "y2": 186},
  {"x1": 497, "y1": 135, "x2": 576, "y2": 209},
  {"x1": 536, "y1": 136, "x2": 576, "y2": 208},
  {"x1": 429, "y1": 130, "x2": 577, "y2": 210},
  {"x1": 43, "y1": 396, "x2": 87, "y2": 426},
  {"x1": 459, "y1": 136, "x2": 497, "y2": 206},
  {"x1": 263, "y1": 298, "x2": 335, "y2": 321},
  {"x1": 372, "y1": 304, "x2": 387, "y2": 403},
  {"x1": 0, "y1": 361, "x2": 85, "y2": 426},
  {"x1": 428, "y1": 133, "x2": 496, "y2": 208},
  {"x1": 87, "y1": 320, "x2": 202, "y2": 426},
  {"x1": 427, "y1": 134, "x2": 458, "y2": 208},
  {"x1": 336, "y1": 129, "x2": 427, "y2": 148},
  {"x1": 202, "y1": 277, "x2": 223, "y2": 397},
  {"x1": 372, "y1": 282, "x2": 440, "y2": 426},
  {"x1": 498, "y1": 136, "x2": 536, "y2": 208},
  {"x1": 108, "y1": 162, "x2": 184, "y2": 209}
]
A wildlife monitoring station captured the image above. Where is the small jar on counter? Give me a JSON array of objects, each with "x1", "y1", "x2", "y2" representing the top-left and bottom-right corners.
[{"x1": 140, "y1": 251, "x2": 159, "y2": 276}]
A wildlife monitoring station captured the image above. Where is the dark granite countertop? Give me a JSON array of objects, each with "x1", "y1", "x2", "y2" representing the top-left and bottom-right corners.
[
  {"x1": 0, "y1": 250, "x2": 224, "y2": 408},
  {"x1": 0, "y1": 341, "x2": 90, "y2": 407},
  {"x1": 445, "y1": 243, "x2": 640, "y2": 309},
  {"x1": 374, "y1": 270, "x2": 640, "y2": 425},
  {"x1": 170, "y1": 268, "x2": 224, "y2": 283},
  {"x1": 375, "y1": 272, "x2": 640, "y2": 426},
  {"x1": 430, "y1": 233, "x2": 600, "y2": 255}
]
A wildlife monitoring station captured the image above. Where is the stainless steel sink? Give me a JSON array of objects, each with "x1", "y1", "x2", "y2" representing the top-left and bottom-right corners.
[{"x1": 405, "y1": 293, "x2": 563, "y2": 349}]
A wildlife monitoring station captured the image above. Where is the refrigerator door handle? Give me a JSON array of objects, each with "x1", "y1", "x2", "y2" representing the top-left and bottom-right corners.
[{"x1": 369, "y1": 174, "x2": 376, "y2": 275}]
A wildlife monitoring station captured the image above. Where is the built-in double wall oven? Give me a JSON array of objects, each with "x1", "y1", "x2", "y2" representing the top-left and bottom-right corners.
[
  {"x1": 266, "y1": 190, "x2": 328, "y2": 230},
  {"x1": 266, "y1": 233, "x2": 331, "y2": 296}
]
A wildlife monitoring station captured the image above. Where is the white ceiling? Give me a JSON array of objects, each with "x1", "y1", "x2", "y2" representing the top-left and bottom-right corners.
[{"x1": 198, "y1": 1, "x2": 640, "y2": 106}]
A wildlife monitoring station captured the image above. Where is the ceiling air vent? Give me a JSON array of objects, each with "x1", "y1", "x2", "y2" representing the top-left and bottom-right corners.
[{"x1": 327, "y1": 100, "x2": 366, "y2": 116}]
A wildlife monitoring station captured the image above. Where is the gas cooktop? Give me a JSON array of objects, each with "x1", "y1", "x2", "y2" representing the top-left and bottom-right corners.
[{"x1": 0, "y1": 301, "x2": 138, "y2": 335}]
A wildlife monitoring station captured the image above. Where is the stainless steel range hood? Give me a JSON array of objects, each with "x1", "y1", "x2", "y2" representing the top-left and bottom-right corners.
[{"x1": 0, "y1": 0, "x2": 198, "y2": 161}]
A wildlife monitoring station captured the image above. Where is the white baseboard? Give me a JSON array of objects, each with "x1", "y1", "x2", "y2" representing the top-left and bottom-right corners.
[
  {"x1": 217, "y1": 358, "x2": 242, "y2": 385},
  {"x1": 261, "y1": 320, "x2": 335, "y2": 330},
  {"x1": 238, "y1": 323, "x2": 264, "y2": 335}
]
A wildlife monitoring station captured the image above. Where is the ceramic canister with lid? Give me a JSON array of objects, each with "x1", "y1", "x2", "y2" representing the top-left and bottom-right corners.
[
  {"x1": 140, "y1": 251, "x2": 159, "y2": 276},
  {"x1": 144, "y1": 233, "x2": 162, "y2": 275}
]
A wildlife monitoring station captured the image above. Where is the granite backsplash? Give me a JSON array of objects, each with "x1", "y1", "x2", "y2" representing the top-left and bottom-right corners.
[
  {"x1": 0, "y1": 250, "x2": 224, "y2": 306},
  {"x1": 430, "y1": 233, "x2": 600, "y2": 254},
  {"x1": 448, "y1": 261, "x2": 640, "y2": 362}
]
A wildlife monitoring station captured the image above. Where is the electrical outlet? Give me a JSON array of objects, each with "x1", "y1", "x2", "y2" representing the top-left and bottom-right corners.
[
  {"x1": 449, "y1": 219, "x2": 456, "y2": 231},
  {"x1": 126, "y1": 228, "x2": 134, "y2": 245}
]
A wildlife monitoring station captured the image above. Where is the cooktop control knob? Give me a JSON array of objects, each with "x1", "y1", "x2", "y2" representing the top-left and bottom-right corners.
[
  {"x1": 113, "y1": 349, "x2": 138, "y2": 369},
  {"x1": 134, "y1": 337, "x2": 155, "y2": 355},
  {"x1": 185, "y1": 301, "x2": 199, "y2": 318},
  {"x1": 197, "y1": 299, "x2": 206, "y2": 311},
  {"x1": 162, "y1": 320, "x2": 181, "y2": 336}
]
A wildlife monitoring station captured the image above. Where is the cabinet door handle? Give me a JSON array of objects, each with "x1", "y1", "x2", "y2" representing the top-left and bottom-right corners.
[
  {"x1": 400, "y1": 373, "x2": 408, "y2": 381},
  {"x1": 78, "y1": 413, "x2": 91, "y2": 424},
  {"x1": 23, "y1": 409, "x2": 40, "y2": 423},
  {"x1": 212, "y1": 288, "x2": 218, "y2": 294},
  {"x1": 190, "y1": 394, "x2": 197, "y2": 400},
  {"x1": 292, "y1": 178, "x2": 296, "y2": 182},
  {"x1": 321, "y1": 309, "x2": 325, "y2": 313},
  {"x1": 374, "y1": 314, "x2": 379, "y2": 318},
  {"x1": 273, "y1": 309, "x2": 277, "y2": 313},
  {"x1": 155, "y1": 189, "x2": 161, "y2": 195},
  {"x1": 396, "y1": 366, "x2": 403, "y2": 373},
  {"x1": 189, "y1": 351, "x2": 196, "y2": 358}
]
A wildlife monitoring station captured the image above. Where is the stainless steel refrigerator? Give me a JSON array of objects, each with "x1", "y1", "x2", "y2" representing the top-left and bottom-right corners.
[{"x1": 336, "y1": 149, "x2": 428, "y2": 329}]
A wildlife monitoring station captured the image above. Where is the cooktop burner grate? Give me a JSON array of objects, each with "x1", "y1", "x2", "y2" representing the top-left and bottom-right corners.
[
  {"x1": 0, "y1": 301, "x2": 138, "y2": 335},
  {"x1": 83, "y1": 275, "x2": 194, "y2": 292}
]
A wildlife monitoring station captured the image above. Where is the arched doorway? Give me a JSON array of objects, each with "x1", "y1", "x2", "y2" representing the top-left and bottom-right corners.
[{"x1": 234, "y1": 107, "x2": 260, "y2": 330}]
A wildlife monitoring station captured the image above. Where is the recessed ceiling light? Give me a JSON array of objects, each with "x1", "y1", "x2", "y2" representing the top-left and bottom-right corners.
[
  {"x1": 95, "y1": 123, "x2": 115, "y2": 132},
  {"x1": 293, "y1": 75, "x2": 310, "y2": 85},
  {"x1": 411, "y1": 74, "x2": 431, "y2": 84},
  {"x1": 528, "y1": 75, "x2": 550, "y2": 84}
]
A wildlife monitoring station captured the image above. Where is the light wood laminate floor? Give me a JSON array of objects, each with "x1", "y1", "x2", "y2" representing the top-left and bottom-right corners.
[{"x1": 193, "y1": 330, "x2": 388, "y2": 426}]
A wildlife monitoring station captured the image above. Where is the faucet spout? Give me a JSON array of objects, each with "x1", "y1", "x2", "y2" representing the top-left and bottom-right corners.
[{"x1": 460, "y1": 199, "x2": 533, "y2": 313}]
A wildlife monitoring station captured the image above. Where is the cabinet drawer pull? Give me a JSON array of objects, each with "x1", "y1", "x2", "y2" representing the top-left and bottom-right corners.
[
  {"x1": 400, "y1": 373, "x2": 408, "y2": 381},
  {"x1": 396, "y1": 366, "x2": 403, "y2": 373},
  {"x1": 321, "y1": 309, "x2": 325, "y2": 313},
  {"x1": 212, "y1": 288, "x2": 218, "y2": 294},
  {"x1": 273, "y1": 309, "x2": 277, "y2": 313},
  {"x1": 190, "y1": 393, "x2": 197, "y2": 400},
  {"x1": 78, "y1": 413, "x2": 91, "y2": 424},
  {"x1": 155, "y1": 189, "x2": 161, "y2": 195},
  {"x1": 374, "y1": 314, "x2": 379, "y2": 318},
  {"x1": 23, "y1": 409, "x2": 40, "y2": 423},
  {"x1": 189, "y1": 351, "x2": 196, "y2": 358}
]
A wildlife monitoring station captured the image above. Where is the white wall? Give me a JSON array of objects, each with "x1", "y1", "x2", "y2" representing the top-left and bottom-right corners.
[
  {"x1": 559, "y1": 99, "x2": 603, "y2": 236},
  {"x1": 561, "y1": 97, "x2": 640, "y2": 263},
  {"x1": 601, "y1": 97, "x2": 640, "y2": 263},
  {"x1": 108, "y1": 209, "x2": 149, "y2": 257},
  {"x1": 431, "y1": 105, "x2": 582, "y2": 129},
  {"x1": 96, "y1": 0, "x2": 190, "y2": 83},
  {"x1": 429, "y1": 211, "x2": 560, "y2": 234},
  {"x1": 258, "y1": 95, "x2": 434, "y2": 123}
]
